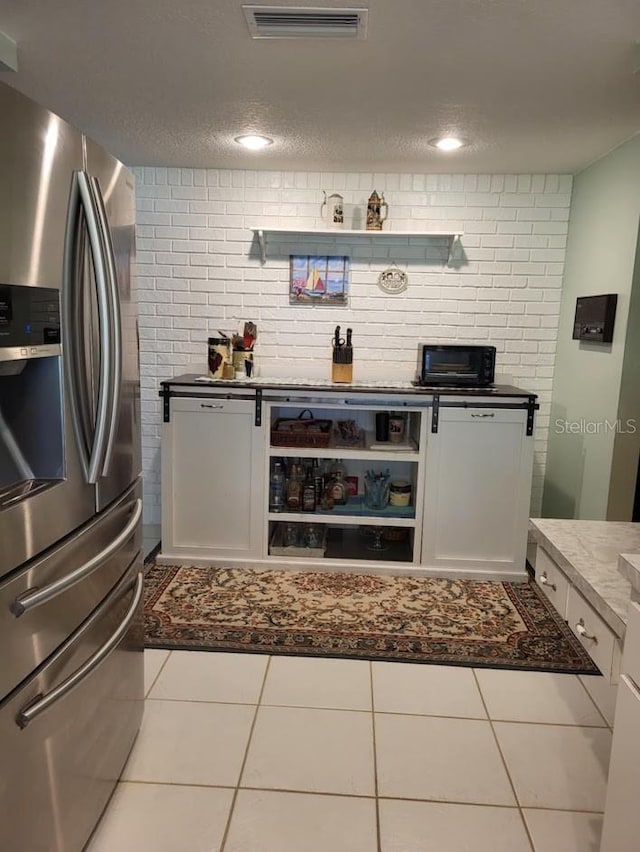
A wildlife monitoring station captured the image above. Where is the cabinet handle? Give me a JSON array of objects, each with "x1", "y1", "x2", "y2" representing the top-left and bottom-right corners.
[
  {"x1": 200, "y1": 403, "x2": 224, "y2": 409},
  {"x1": 471, "y1": 413, "x2": 495, "y2": 418},
  {"x1": 539, "y1": 572, "x2": 556, "y2": 592},
  {"x1": 575, "y1": 619, "x2": 598, "y2": 643}
]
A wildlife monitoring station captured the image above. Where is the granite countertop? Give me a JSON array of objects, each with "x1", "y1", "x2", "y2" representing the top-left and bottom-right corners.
[
  {"x1": 529, "y1": 518, "x2": 640, "y2": 638},
  {"x1": 160, "y1": 373, "x2": 537, "y2": 398}
]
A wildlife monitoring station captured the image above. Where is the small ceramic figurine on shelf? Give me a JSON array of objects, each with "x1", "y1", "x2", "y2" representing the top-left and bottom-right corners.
[{"x1": 366, "y1": 190, "x2": 388, "y2": 231}]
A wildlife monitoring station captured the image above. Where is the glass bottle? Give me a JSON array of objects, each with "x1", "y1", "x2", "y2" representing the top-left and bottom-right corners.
[
  {"x1": 329, "y1": 469, "x2": 347, "y2": 505},
  {"x1": 269, "y1": 461, "x2": 285, "y2": 512},
  {"x1": 329, "y1": 459, "x2": 347, "y2": 479},
  {"x1": 304, "y1": 523, "x2": 320, "y2": 548},
  {"x1": 302, "y1": 467, "x2": 317, "y2": 512},
  {"x1": 286, "y1": 463, "x2": 303, "y2": 511},
  {"x1": 284, "y1": 522, "x2": 298, "y2": 547}
]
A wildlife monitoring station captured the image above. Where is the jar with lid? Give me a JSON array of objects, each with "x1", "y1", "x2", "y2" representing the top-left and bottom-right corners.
[
  {"x1": 389, "y1": 479, "x2": 411, "y2": 507},
  {"x1": 208, "y1": 337, "x2": 231, "y2": 379}
]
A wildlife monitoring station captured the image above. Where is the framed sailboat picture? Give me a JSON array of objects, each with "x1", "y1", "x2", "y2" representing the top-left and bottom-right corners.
[{"x1": 289, "y1": 255, "x2": 349, "y2": 305}]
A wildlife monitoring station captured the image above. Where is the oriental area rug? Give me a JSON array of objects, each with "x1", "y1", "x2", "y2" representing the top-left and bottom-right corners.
[{"x1": 143, "y1": 564, "x2": 599, "y2": 674}]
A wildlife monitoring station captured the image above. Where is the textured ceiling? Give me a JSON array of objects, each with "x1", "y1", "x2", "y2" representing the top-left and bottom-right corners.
[{"x1": 1, "y1": 0, "x2": 640, "y2": 173}]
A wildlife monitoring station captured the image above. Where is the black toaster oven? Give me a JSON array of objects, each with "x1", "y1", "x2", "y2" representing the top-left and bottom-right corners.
[{"x1": 416, "y1": 344, "x2": 496, "y2": 387}]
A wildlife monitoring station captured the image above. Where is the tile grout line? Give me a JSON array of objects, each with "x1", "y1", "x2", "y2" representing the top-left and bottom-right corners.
[
  {"x1": 144, "y1": 649, "x2": 172, "y2": 698},
  {"x1": 369, "y1": 661, "x2": 382, "y2": 852},
  {"x1": 219, "y1": 655, "x2": 273, "y2": 852},
  {"x1": 471, "y1": 668, "x2": 537, "y2": 852},
  {"x1": 142, "y1": 694, "x2": 609, "y2": 728}
]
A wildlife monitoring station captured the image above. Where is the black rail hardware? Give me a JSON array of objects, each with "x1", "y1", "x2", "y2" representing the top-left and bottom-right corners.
[
  {"x1": 526, "y1": 396, "x2": 538, "y2": 436},
  {"x1": 255, "y1": 388, "x2": 263, "y2": 426},
  {"x1": 161, "y1": 385, "x2": 171, "y2": 423},
  {"x1": 431, "y1": 394, "x2": 440, "y2": 433}
]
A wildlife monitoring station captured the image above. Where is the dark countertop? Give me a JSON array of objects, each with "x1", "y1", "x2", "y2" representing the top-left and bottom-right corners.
[{"x1": 160, "y1": 373, "x2": 537, "y2": 398}]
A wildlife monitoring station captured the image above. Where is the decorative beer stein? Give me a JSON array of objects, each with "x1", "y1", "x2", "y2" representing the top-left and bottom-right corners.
[
  {"x1": 366, "y1": 190, "x2": 388, "y2": 231},
  {"x1": 320, "y1": 191, "x2": 344, "y2": 228}
]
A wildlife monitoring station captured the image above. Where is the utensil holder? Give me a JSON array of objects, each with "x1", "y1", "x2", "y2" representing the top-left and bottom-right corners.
[{"x1": 363, "y1": 470, "x2": 391, "y2": 510}]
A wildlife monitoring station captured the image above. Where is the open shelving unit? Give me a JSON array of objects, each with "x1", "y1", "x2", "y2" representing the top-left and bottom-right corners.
[
  {"x1": 265, "y1": 400, "x2": 427, "y2": 564},
  {"x1": 250, "y1": 226, "x2": 463, "y2": 265}
]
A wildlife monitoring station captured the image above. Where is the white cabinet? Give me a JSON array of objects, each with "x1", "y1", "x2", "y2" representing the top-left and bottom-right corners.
[
  {"x1": 601, "y1": 600, "x2": 640, "y2": 851},
  {"x1": 158, "y1": 382, "x2": 536, "y2": 578},
  {"x1": 161, "y1": 395, "x2": 264, "y2": 561},
  {"x1": 566, "y1": 585, "x2": 620, "y2": 681},
  {"x1": 421, "y1": 406, "x2": 533, "y2": 580},
  {"x1": 535, "y1": 546, "x2": 570, "y2": 616},
  {"x1": 529, "y1": 540, "x2": 623, "y2": 683}
]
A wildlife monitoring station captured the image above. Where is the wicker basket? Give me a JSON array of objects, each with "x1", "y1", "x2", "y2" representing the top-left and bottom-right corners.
[{"x1": 271, "y1": 409, "x2": 332, "y2": 449}]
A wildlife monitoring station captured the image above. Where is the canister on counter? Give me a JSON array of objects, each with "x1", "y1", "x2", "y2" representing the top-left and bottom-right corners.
[
  {"x1": 389, "y1": 479, "x2": 411, "y2": 507},
  {"x1": 208, "y1": 337, "x2": 231, "y2": 379},
  {"x1": 388, "y1": 413, "x2": 406, "y2": 444}
]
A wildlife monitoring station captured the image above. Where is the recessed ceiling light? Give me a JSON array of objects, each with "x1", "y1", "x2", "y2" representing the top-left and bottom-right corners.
[
  {"x1": 429, "y1": 136, "x2": 466, "y2": 152},
  {"x1": 234, "y1": 134, "x2": 273, "y2": 150}
]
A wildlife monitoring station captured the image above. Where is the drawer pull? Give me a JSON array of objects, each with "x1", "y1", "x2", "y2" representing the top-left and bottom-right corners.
[
  {"x1": 471, "y1": 413, "x2": 495, "y2": 418},
  {"x1": 539, "y1": 572, "x2": 556, "y2": 592},
  {"x1": 575, "y1": 619, "x2": 598, "y2": 643},
  {"x1": 16, "y1": 572, "x2": 143, "y2": 729},
  {"x1": 201, "y1": 403, "x2": 224, "y2": 409},
  {"x1": 12, "y1": 499, "x2": 142, "y2": 617}
]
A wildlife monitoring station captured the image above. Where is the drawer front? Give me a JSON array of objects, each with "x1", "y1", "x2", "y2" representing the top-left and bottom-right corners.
[
  {"x1": 567, "y1": 585, "x2": 617, "y2": 678},
  {"x1": 621, "y1": 600, "x2": 640, "y2": 685},
  {"x1": 170, "y1": 395, "x2": 254, "y2": 417},
  {"x1": 535, "y1": 547, "x2": 570, "y2": 618},
  {"x1": 0, "y1": 562, "x2": 144, "y2": 852},
  {"x1": 0, "y1": 481, "x2": 141, "y2": 701}
]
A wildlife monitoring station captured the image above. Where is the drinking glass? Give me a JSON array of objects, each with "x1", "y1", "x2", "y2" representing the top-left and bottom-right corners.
[{"x1": 363, "y1": 470, "x2": 391, "y2": 510}]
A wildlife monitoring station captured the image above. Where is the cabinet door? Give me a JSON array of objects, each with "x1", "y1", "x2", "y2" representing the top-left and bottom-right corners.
[
  {"x1": 600, "y1": 674, "x2": 640, "y2": 852},
  {"x1": 161, "y1": 397, "x2": 264, "y2": 559},
  {"x1": 421, "y1": 408, "x2": 533, "y2": 579}
]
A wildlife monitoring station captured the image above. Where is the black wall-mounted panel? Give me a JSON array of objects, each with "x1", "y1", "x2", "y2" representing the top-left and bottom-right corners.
[{"x1": 572, "y1": 294, "x2": 617, "y2": 343}]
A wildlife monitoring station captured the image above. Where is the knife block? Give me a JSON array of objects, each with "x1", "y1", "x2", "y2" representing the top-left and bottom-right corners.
[
  {"x1": 332, "y1": 362, "x2": 353, "y2": 383},
  {"x1": 332, "y1": 340, "x2": 353, "y2": 383}
]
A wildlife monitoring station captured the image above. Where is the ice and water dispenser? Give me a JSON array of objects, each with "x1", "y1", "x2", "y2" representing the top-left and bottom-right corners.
[{"x1": 0, "y1": 284, "x2": 64, "y2": 508}]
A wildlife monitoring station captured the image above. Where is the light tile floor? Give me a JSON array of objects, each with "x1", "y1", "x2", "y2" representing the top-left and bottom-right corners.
[{"x1": 87, "y1": 650, "x2": 613, "y2": 852}]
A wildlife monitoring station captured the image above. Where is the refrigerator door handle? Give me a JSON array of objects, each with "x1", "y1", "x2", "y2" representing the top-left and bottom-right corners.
[
  {"x1": 76, "y1": 171, "x2": 112, "y2": 484},
  {"x1": 90, "y1": 175, "x2": 122, "y2": 477},
  {"x1": 16, "y1": 572, "x2": 143, "y2": 729},
  {"x1": 63, "y1": 172, "x2": 92, "y2": 482},
  {"x1": 11, "y1": 499, "x2": 142, "y2": 617}
]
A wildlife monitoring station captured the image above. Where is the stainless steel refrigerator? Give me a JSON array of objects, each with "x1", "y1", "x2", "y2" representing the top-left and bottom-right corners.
[{"x1": 0, "y1": 82, "x2": 143, "y2": 852}]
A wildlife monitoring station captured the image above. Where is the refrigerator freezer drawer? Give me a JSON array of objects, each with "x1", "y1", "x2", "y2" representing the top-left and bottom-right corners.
[
  {"x1": 0, "y1": 559, "x2": 144, "y2": 852},
  {"x1": 0, "y1": 480, "x2": 141, "y2": 701}
]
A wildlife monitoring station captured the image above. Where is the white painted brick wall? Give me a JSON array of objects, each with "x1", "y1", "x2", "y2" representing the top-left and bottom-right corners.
[{"x1": 132, "y1": 168, "x2": 572, "y2": 526}]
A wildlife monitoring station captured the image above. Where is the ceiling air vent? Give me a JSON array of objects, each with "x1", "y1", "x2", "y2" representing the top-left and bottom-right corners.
[{"x1": 243, "y1": 6, "x2": 368, "y2": 39}]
